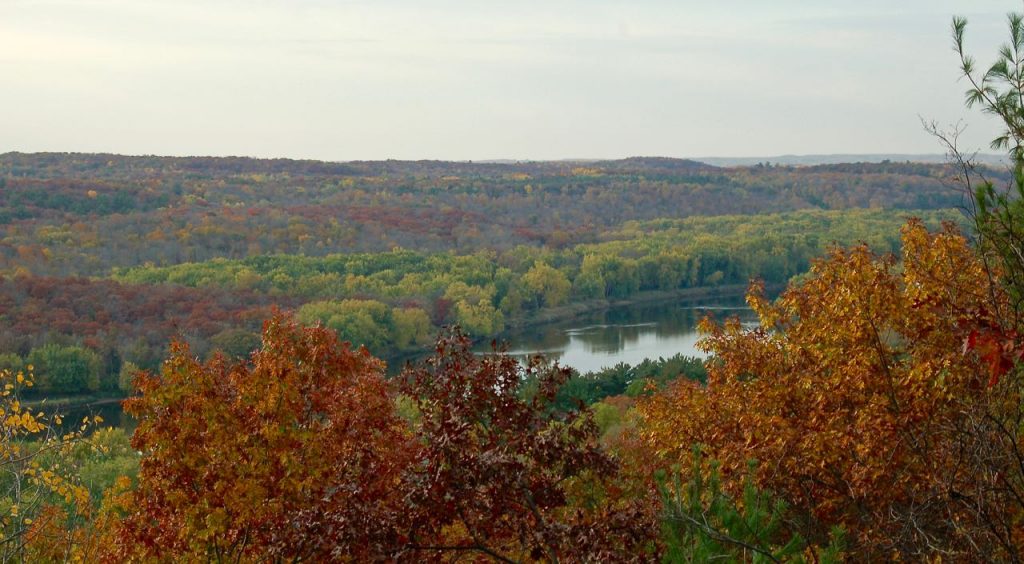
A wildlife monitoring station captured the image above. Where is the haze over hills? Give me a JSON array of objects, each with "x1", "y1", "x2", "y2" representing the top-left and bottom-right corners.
[
  {"x1": 695, "y1": 153, "x2": 1008, "y2": 167},
  {"x1": 6, "y1": 150, "x2": 999, "y2": 172},
  {"x1": 6, "y1": 151, "x2": 1009, "y2": 171},
  {"x1": 405, "y1": 154, "x2": 1010, "y2": 168}
]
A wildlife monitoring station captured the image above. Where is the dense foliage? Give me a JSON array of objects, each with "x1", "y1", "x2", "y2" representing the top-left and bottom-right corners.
[
  {"x1": 5, "y1": 4, "x2": 1024, "y2": 560},
  {"x1": 0, "y1": 207, "x2": 958, "y2": 381},
  {"x1": 4, "y1": 207, "x2": 1020, "y2": 560},
  {"x1": 0, "y1": 142, "x2": 966, "y2": 393},
  {"x1": 0, "y1": 149, "x2": 972, "y2": 385},
  {"x1": 546, "y1": 353, "x2": 707, "y2": 412},
  {"x1": 397, "y1": 328, "x2": 652, "y2": 561},
  {"x1": 96, "y1": 317, "x2": 656, "y2": 561},
  {"x1": 640, "y1": 220, "x2": 1022, "y2": 557},
  {"x1": 0, "y1": 366, "x2": 117, "y2": 562},
  {"x1": 110, "y1": 316, "x2": 413, "y2": 561},
  {"x1": 0, "y1": 154, "x2": 972, "y2": 278},
  {"x1": 658, "y1": 448, "x2": 846, "y2": 563}
]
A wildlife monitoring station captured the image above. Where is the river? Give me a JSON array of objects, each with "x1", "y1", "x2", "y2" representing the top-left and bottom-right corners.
[
  {"x1": 472, "y1": 296, "x2": 757, "y2": 373},
  {"x1": 64, "y1": 295, "x2": 758, "y2": 429}
]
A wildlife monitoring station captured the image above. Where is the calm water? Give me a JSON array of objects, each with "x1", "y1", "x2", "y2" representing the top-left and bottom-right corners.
[
  {"x1": 478, "y1": 296, "x2": 758, "y2": 373},
  {"x1": 58, "y1": 400, "x2": 136, "y2": 434}
]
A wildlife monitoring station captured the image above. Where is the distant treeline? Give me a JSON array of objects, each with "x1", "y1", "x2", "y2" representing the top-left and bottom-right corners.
[{"x1": 0, "y1": 153, "x2": 976, "y2": 277}]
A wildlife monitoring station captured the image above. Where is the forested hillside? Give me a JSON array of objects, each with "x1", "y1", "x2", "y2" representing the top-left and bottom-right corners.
[
  {"x1": 0, "y1": 152, "x2": 969, "y2": 391},
  {"x1": 0, "y1": 153, "x2": 971, "y2": 275},
  {"x1": 8, "y1": 0, "x2": 1024, "y2": 559}
]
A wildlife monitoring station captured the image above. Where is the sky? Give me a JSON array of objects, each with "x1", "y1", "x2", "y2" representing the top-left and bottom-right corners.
[{"x1": 0, "y1": 0, "x2": 1017, "y2": 161}]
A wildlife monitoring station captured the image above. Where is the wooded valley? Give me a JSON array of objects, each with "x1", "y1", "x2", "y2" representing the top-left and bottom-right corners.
[
  {"x1": 0, "y1": 153, "x2": 964, "y2": 393},
  {"x1": 4, "y1": 3, "x2": 1024, "y2": 560}
]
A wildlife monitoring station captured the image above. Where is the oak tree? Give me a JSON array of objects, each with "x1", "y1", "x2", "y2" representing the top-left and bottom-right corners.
[{"x1": 108, "y1": 314, "x2": 414, "y2": 561}]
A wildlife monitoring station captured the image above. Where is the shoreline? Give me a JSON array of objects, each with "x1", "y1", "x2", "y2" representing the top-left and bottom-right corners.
[
  {"x1": 25, "y1": 393, "x2": 125, "y2": 412},
  {"x1": 384, "y1": 282, "x2": 782, "y2": 372},
  {"x1": 36, "y1": 282, "x2": 784, "y2": 400},
  {"x1": 501, "y1": 282, "x2": 778, "y2": 332}
]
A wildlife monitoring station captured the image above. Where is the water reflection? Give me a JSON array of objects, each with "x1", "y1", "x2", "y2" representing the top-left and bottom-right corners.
[
  {"x1": 484, "y1": 297, "x2": 758, "y2": 374},
  {"x1": 54, "y1": 399, "x2": 136, "y2": 435}
]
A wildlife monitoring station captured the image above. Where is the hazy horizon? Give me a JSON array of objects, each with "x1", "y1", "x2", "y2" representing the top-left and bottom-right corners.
[
  {"x1": 1, "y1": 150, "x2": 1007, "y2": 168},
  {"x1": 2, "y1": 1, "x2": 1016, "y2": 161}
]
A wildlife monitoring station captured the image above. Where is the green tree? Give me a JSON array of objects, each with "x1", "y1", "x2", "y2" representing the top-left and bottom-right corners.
[
  {"x1": 0, "y1": 353, "x2": 23, "y2": 375},
  {"x1": 297, "y1": 299, "x2": 394, "y2": 351},
  {"x1": 452, "y1": 299, "x2": 504, "y2": 337},
  {"x1": 498, "y1": 285, "x2": 526, "y2": 316},
  {"x1": 209, "y1": 328, "x2": 261, "y2": 360},
  {"x1": 659, "y1": 448, "x2": 845, "y2": 563},
  {"x1": 118, "y1": 361, "x2": 142, "y2": 394},
  {"x1": 590, "y1": 255, "x2": 640, "y2": 299},
  {"x1": 27, "y1": 344, "x2": 101, "y2": 394},
  {"x1": 392, "y1": 307, "x2": 432, "y2": 349},
  {"x1": 947, "y1": 11, "x2": 1024, "y2": 311},
  {"x1": 521, "y1": 260, "x2": 571, "y2": 308},
  {"x1": 573, "y1": 256, "x2": 607, "y2": 299},
  {"x1": 443, "y1": 282, "x2": 504, "y2": 336}
]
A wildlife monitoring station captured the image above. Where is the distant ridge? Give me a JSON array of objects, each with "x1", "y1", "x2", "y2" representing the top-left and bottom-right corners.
[
  {"x1": 696, "y1": 153, "x2": 1008, "y2": 167},
  {"x1": 592, "y1": 156, "x2": 714, "y2": 172},
  {"x1": 1, "y1": 151, "x2": 1007, "y2": 170}
]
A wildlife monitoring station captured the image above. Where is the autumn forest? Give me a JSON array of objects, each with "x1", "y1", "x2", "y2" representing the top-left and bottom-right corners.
[{"x1": 4, "y1": 5, "x2": 1024, "y2": 563}]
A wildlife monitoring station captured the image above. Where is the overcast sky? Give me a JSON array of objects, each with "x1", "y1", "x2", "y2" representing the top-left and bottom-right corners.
[{"x1": 0, "y1": 0, "x2": 1017, "y2": 160}]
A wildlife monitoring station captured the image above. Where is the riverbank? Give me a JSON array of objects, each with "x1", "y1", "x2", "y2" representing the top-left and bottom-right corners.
[
  {"x1": 33, "y1": 283, "x2": 782, "y2": 399},
  {"x1": 502, "y1": 283, "x2": 780, "y2": 332},
  {"x1": 384, "y1": 283, "x2": 781, "y2": 373},
  {"x1": 24, "y1": 392, "x2": 124, "y2": 412}
]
